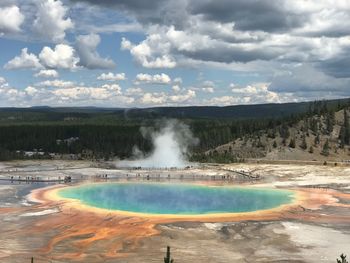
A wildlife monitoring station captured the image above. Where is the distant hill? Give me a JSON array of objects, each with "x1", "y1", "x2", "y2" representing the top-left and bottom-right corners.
[{"x1": 0, "y1": 98, "x2": 349, "y2": 122}]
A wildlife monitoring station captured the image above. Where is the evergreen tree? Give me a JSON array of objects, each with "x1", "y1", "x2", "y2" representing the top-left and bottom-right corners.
[
  {"x1": 300, "y1": 135, "x2": 307, "y2": 150},
  {"x1": 164, "y1": 246, "x2": 174, "y2": 263},
  {"x1": 273, "y1": 141, "x2": 277, "y2": 148},
  {"x1": 326, "y1": 111, "x2": 335, "y2": 134},
  {"x1": 344, "y1": 109, "x2": 350, "y2": 145},
  {"x1": 321, "y1": 139, "x2": 330, "y2": 156},
  {"x1": 337, "y1": 254, "x2": 348, "y2": 263},
  {"x1": 314, "y1": 133, "x2": 320, "y2": 146},
  {"x1": 309, "y1": 145, "x2": 314, "y2": 153},
  {"x1": 339, "y1": 125, "x2": 345, "y2": 149},
  {"x1": 288, "y1": 137, "x2": 296, "y2": 148}
]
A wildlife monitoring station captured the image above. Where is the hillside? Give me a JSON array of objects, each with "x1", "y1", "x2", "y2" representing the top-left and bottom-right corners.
[{"x1": 207, "y1": 108, "x2": 350, "y2": 162}]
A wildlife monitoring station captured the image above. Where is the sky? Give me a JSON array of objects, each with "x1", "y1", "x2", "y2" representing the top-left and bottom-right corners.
[{"x1": 0, "y1": 0, "x2": 350, "y2": 108}]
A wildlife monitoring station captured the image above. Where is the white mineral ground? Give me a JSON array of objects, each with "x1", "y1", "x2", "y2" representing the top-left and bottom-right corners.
[{"x1": 0, "y1": 160, "x2": 349, "y2": 263}]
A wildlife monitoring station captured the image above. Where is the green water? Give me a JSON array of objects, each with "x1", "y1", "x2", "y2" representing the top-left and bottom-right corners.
[{"x1": 58, "y1": 183, "x2": 294, "y2": 215}]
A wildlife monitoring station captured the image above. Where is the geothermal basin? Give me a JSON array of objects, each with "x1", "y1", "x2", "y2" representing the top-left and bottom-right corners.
[
  {"x1": 57, "y1": 183, "x2": 295, "y2": 215},
  {"x1": 1, "y1": 160, "x2": 350, "y2": 263}
]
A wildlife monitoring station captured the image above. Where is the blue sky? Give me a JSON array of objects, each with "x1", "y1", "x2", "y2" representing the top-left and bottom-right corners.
[{"x1": 1, "y1": 0, "x2": 350, "y2": 107}]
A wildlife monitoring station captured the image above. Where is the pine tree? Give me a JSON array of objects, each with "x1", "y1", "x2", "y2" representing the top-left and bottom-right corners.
[
  {"x1": 309, "y1": 146, "x2": 314, "y2": 153},
  {"x1": 321, "y1": 139, "x2": 330, "y2": 156},
  {"x1": 326, "y1": 111, "x2": 335, "y2": 134},
  {"x1": 339, "y1": 126, "x2": 345, "y2": 148},
  {"x1": 314, "y1": 133, "x2": 320, "y2": 146},
  {"x1": 300, "y1": 135, "x2": 307, "y2": 150},
  {"x1": 289, "y1": 138, "x2": 296, "y2": 148},
  {"x1": 337, "y1": 254, "x2": 348, "y2": 263},
  {"x1": 273, "y1": 141, "x2": 277, "y2": 148},
  {"x1": 344, "y1": 109, "x2": 350, "y2": 145},
  {"x1": 164, "y1": 246, "x2": 174, "y2": 263}
]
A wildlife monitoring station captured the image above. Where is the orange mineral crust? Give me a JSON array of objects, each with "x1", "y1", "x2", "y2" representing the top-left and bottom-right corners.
[{"x1": 20, "y1": 183, "x2": 350, "y2": 261}]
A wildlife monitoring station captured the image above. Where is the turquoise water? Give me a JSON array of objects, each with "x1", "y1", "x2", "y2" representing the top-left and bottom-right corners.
[{"x1": 58, "y1": 183, "x2": 294, "y2": 215}]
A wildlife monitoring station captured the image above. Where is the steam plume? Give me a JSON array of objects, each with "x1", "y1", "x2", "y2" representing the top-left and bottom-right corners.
[{"x1": 118, "y1": 120, "x2": 198, "y2": 168}]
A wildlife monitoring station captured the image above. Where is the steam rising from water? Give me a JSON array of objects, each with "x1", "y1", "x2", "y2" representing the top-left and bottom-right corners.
[{"x1": 118, "y1": 120, "x2": 199, "y2": 168}]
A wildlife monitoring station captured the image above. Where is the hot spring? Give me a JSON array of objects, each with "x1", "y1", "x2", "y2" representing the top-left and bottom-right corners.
[{"x1": 57, "y1": 183, "x2": 295, "y2": 215}]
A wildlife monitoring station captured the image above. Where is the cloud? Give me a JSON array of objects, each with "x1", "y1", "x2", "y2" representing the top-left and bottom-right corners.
[
  {"x1": 201, "y1": 80, "x2": 215, "y2": 93},
  {"x1": 36, "y1": 79, "x2": 75, "y2": 88},
  {"x1": 188, "y1": 0, "x2": 305, "y2": 32},
  {"x1": 0, "y1": 77, "x2": 7, "y2": 86},
  {"x1": 69, "y1": 0, "x2": 167, "y2": 25},
  {"x1": 39, "y1": 44, "x2": 79, "y2": 70},
  {"x1": 24, "y1": 86, "x2": 39, "y2": 96},
  {"x1": 0, "y1": 77, "x2": 27, "y2": 106},
  {"x1": 140, "y1": 92, "x2": 167, "y2": 105},
  {"x1": 85, "y1": 22, "x2": 142, "y2": 34},
  {"x1": 125, "y1": 87, "x2": 143, "y2": 96},
  {"x1": 139, "y1": 89, "x2": 196, "y2": 106},
  {"x1": 4, "y1": 48, "x2": 43, "y2": 70},
  {"x1": 76, "y1": 34, "x2": 116, "y2": 69},
  {"x1": 268, "y1": 64, "x2": 350, "y2": 99},
  {"x1": 34, "y1": 69, "x2": 59, "y2": 78},
  {"x1": 172, "y1": 85, "x2": 181, "y2": 93},
  {"x1": 135, "y1": 73, "x2": 171, "y2": 85},
  {"x1": 0, "y1": 5, "x2": 25, "y2": 34},
  {"x1": 121, "y1": 37, "x2": 176, "y2": 68},
  {"x1": 111, "y1": 0, "x2": 350, "y2": 91},
  {"x1": 173, "y1": 77, "x2": 182, "y2": 84},
  {"x1": 33, "y1": 0, "x2": 73, "y2": 42},
  {"x1": 169, "y1": 89, "x2": 196, "y2": 103},
  {"x1": 15, "y1": 82, "x2": 133, "y2": 107},
  {"x1": 52, "y1": 84, "x2": 123, "y2": 101},
  {"x1": 231, "y1": 83, "x2": 282, "y2": 103},
  {"x1": 97, "y1": 72, "x2": 126, "y2": 81}
]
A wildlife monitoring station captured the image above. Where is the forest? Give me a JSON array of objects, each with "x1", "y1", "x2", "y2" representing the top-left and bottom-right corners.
[{"x1": 0, "y1": 98, "x2": 349, "y2": 161}]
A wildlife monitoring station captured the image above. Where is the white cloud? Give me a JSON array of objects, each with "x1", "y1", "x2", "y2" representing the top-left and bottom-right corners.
[
  {"x1": 0, "y1": 77, "x2": 7, "y2": 86},
  {"x1": 97, "y1": 72, "x2": 126, "y2": 81},
  {"x1": 34, "y1": 69, "x2": 59, "y2": 78},
  {"x1": 125, "y1": 87, "x2": 143, "y2": 96},
  {"x1": 25, "y1": 86, "x2": 39, "y2": 96},
  {"x1": 100, "y1": 84, "x2": 122, "y2": 95},
  {"x1": 33, "y1": 0, "x2": 73, "y2": 42},
  {"x1": 36, "y1": 79, "x2": 75, "y2": 88},
  {"x1": 140, "y1": 92, "x2": 167, "y2": 105},
  {"x1": 172, "y1": 85, "x2": 181, "y2": 93},
  {"x1": 139, "y1": 89, "x2": 196, "y2": 106},
  {"x1": 202, "y1": 87, "x2": 214, "y2": 93},
  {"x1": 173, "y1": 77, "x2": 183, "y2": 84},
  {"x1": 228, "y1": 82, "x2": 298, "y2": 104},
  {"x1": 76, "y1": 34, "x2": 116, "y2": 69},
  {"x1": 135, "y1": 73, "x2": 171, "y2": 85},
  {"x1": 0, "y1": 77, "x2": 26, "y2": 106},
  {"x1": 39, "y1": 44, "x2": 79, "y2": 70},
  {"x1": 169, "y1": 89, "x2": 196, "y2": 103},
  {"x1": 121, "y1": 36, "x2": 176, "y2": 68},
  {"x1": 52, "y1": 84, "x2": 124, "y2": 101},
  {"x1": 0, "y1": 5, "x2": 24, "y2": 34},
  {"x1": 201, "y1": 80, "x2": 215, "y2": 93},
  {"x1": 4, "y1": 48, "x2": 43, "y2": 70}
]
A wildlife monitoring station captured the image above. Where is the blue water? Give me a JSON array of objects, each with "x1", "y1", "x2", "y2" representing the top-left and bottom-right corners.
[{"x1": 58, "y1": 183, "x2": 294, "y2": 215}]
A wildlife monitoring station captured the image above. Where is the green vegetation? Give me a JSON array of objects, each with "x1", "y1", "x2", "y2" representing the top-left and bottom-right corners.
[
  {"x1": 321, "y1": 139, "x2": 330, "y2": 156},
  {"x1": 0, "y1": 98, "x2": 350, "y2": 161}
]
